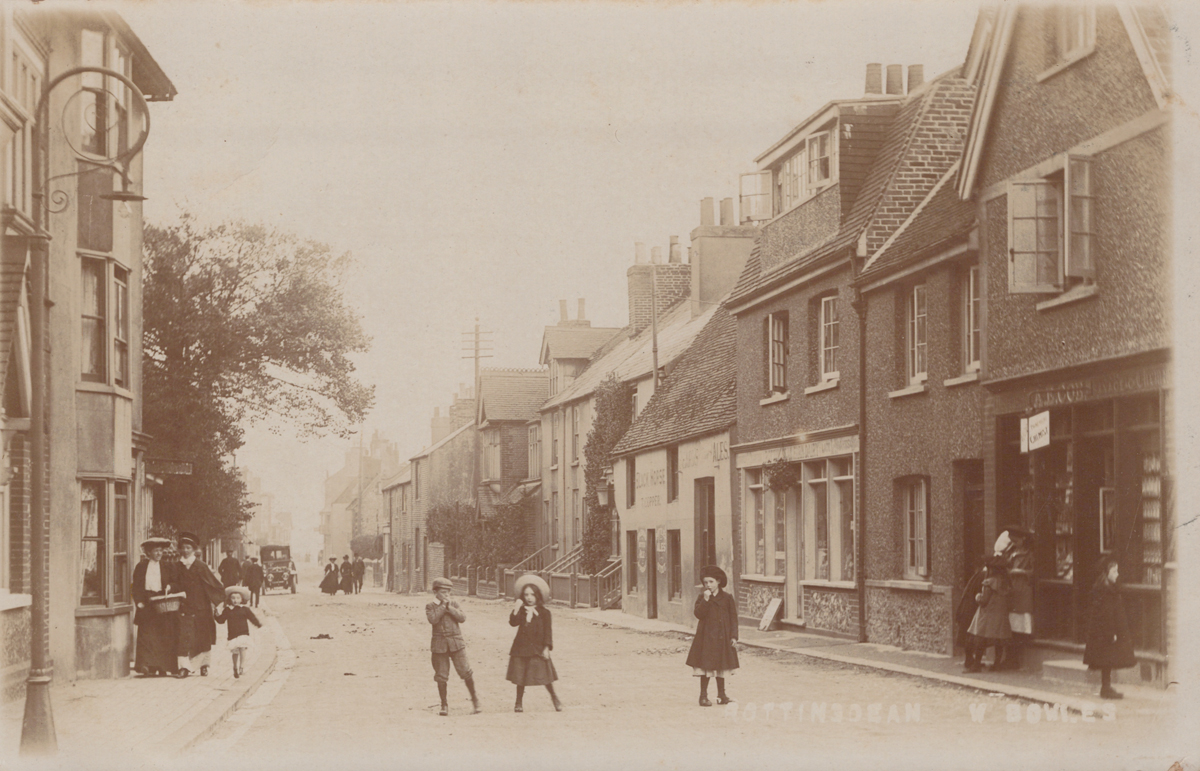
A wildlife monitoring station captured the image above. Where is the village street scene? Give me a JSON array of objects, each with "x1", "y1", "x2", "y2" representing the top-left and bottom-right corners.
[{"x1": 0, "y1": 2, "x2": 1196, "y2": 769}]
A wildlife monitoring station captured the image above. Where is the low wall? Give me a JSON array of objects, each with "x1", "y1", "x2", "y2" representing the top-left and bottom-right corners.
[{"x1": 2, "y1": 601, "x2": 31, "y2": 702}]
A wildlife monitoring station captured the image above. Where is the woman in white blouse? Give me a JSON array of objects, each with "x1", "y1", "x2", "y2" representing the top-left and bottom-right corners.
[{"x1": 131, "y1": 537, "x2": 179, "y2": 677}]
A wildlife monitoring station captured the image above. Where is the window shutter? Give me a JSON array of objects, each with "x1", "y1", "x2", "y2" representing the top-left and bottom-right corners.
[
  {"x1": 740, "y1": 171, "x2": 773, "y2": 223},
  {"x1": 1007, "y1": 180, "x2": 1061, "y2": 294},
  {"x1": 1064, "y1": 155, "x2": 1094, "y2": 280}
]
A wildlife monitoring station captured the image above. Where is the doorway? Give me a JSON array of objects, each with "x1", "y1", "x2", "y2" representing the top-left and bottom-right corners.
[
  {"x1": 646, "y1": 529, "x2": 658, "y2": 619},
  {"x1": 694, "y1": 477, "x2": 716, "y2": 581}
]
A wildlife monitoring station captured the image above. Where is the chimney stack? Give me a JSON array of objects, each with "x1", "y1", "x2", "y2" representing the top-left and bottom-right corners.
[
  {"x1": 577, "y1": 298, "x2": 586, "y2": 321},
  {"x1": 669, "y1": 236, "x2": 682, "y2": 263},
  {"x1": 907, "y1": 64, "x2": 924, "y2": 93},
  {"x1": 865, "y1": 63, "x2": 883, "y2": 95},
  {"x1": 635, "y1": 242, "x2": 648, "y2": 264},
  {"x1": 700, "y1": 197, "x2": 715, "y2": 227},
  {"x1": 886, "y1": 64, "x2": 904, "y2": 95},
  {"x1": 720, "y1": 197, "x2": 735, "y2": 226},
  {"x1": 559, "y1": 299, "x2": 569, "y2": 322}
]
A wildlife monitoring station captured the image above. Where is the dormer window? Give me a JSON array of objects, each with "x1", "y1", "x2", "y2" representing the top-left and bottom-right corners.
[
  {"x1": 807, "y1": 132, "x2": 832, "y2": 187},
  {"x1": 766, "y1": 127, "x2": 838, "y2": 218}
]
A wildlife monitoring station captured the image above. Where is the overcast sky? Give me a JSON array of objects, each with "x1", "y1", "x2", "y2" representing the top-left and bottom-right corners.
[{"x1": 109, "y1": 1, "x2": 1196, "y2": 549}]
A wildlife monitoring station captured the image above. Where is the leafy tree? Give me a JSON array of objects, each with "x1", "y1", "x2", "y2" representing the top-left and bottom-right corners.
[
  {"x1": 581, "y1": 373, "x2": 633, "y2": 574},
  {"x1": 426, "y1": 501, "x2": 476, "y2": 563},
  {"x1": 143, "y1": 215, "x2": 374, "y2": 541},
  {"x1": 351, "y1": 534, "x2": 383, "y2": 560}
]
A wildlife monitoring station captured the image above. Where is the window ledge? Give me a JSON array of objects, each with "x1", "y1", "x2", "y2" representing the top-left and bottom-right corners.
[
  {"x1": 804, "y1": 379, "x2": 839, "y2": 396},
  {"x1": 76, "y1": 381, "x2": 134, "y2": 399},
  {"x1": 866, "y1": 578, "x2": 933, "y2": 592},
  {"x1": 549, "y1": 464, "x2": 559, "y2": 472},
  {"x1": 759, "y1": 391, "x2": 790, "y2": 406},
  {"x1": 1036, "y1": 283, "x2": 1098, "y2": 312},
  {"x1": 571, "y1": 460, "x2": 580, "y2": 467},
  {"x1": 1036, "y1": 47, "x2": 1095, "y2": 83},
  {"x1": 943, "y1": 371, "x2": 980, "y2": 388},
  {"x1": 0, "y1": 592, "x2": 32, "y2": 612},
  {"x1": 739, "y1": 574, "x2": 785, "y2": 584},
  {"x1": 799, "y1": 579, "x2": 856, "y2": 590},
  {"x1": 888, "y1": 383, "x2": 928, "y2": 399},
  {"x1": 75, "y1": 603, "x2": 133, "y2": 618}
]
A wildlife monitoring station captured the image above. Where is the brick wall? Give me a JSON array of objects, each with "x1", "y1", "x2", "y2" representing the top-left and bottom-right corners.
[
  {"x1": 8, "y1": 434, "x2": 30, "y2": 593},
  {"x1": 628, "y1": 263, "x2": 691, "y2": 337}
]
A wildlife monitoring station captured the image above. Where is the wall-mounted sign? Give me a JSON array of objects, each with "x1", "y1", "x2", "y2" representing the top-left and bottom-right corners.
[
  {"x1": 657, "y1": 534, "x2": 667, "y2": 573},
  {"x1": 637, "y1": 531, "x2": 647, "y2": 573},
  {"x1": 1021, "y1": 411, "x2": 1050, "y2": 453}
]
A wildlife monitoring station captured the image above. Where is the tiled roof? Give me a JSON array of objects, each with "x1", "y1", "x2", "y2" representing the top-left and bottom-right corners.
[
  {"x1": 727, "y1": 72, "x2": 974, "y2": 309},
  {"x1": 380, "y1": 462, "x2": 411, "y2": 492},
  {"x1": 612, "y1": 305, "x2": 736, "y2": 457},
  {"x1": 541, "y1": 326, "x2": 622, "y2": 363},
  {"x1": 857, "y1": 164, "x2": 976, "y2": 283},
  {"x1": 410, "y1": 420, "x2": 473, "y2": 461},
  {"x1": 542, "y1": 300, "x2": 717, "y2": 411},
  {"x1": 478, "y1": 368, "x2": 548, "y2": 424}
]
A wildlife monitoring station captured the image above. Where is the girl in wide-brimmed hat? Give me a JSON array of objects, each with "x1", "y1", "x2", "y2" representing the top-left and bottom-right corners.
[
  {"x1": 964, "y1": 555, "x2": 1012, "y2": 672},
  {"x1": 507, "y1": 574, "x2": 561, "y2": 712},
  {"x1": 216, "y1": 586, "x2": 261, "y2": 678},
  {"x1": 685, "y1": 565, "x2": 739, "y2": 706}
]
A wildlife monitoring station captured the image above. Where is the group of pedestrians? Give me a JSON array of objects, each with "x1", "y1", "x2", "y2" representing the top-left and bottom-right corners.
[
  {"x1": 218, "y1": 550, "x2": 264, "y2": 607},
  {"x1": 425, "y1": 565, "x2": 740, "y2": 716},
  {"x1": 319, "y1": 554, "x2": 365, "y2": 595},
  {"x1": 132, "y1": 533, "x2": 263, "y2": 679},
  {"x1": 958, "y1": 527, "x2": 1137, "y2": 700}
]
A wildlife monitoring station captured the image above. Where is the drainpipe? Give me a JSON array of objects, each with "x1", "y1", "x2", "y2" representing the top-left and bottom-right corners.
[{"x1": 852, "y1": 282, "x2": 868, "y2": 644}]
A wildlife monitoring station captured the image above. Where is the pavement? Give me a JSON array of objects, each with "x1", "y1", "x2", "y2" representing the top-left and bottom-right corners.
[
  {"x1": 1, "y1": 595, "x2": 284, "y2": 767},
  {"x1": 568, "y1": 606, "x2": 1179, "y2": 719}
]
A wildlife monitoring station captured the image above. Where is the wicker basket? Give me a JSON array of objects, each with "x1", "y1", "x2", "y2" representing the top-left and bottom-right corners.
[{"x1": 150, "y1": 593, "x2": 185, "y2": 614}]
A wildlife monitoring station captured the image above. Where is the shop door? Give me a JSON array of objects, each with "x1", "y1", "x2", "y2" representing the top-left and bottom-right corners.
[
  {"x1": 646, "y1": 529, "x2": 658, "y2": 619},
  {"x1": 694, "y1": 478, "x2": 716, "y2": 577}
]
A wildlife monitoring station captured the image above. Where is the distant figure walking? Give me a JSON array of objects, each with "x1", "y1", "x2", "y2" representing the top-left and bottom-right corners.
[
  {"x1": 353, "y1": 556, "x2": 366, "y2": 594},
  {"x1": 1084, "y1": 556, "x2": 1137, "y2": 700},
  {"x1": 218, "y1": 550, "x2": 242, "y2": 588},
  {"x1": 245, "y1": 557, "x2": 264, "y2": 607},
  {"x1": 427, "y1": 577, "x2": 480, "y2": 715},
  {"x1": 507, "y1": 575, "x2": 560, "y2": 712},
  {"x1": 319, "y1": 558, "x2": 340, "y2": 595},
  {"x1": 339, "y1": 555, "x2": 354, "y2": 595},
  {"x1": 173, "y1": 532, "x2": 224, "y2": 678},
  {"x1": 685, "y1": 566, "x2": 738, "y2": 707}
]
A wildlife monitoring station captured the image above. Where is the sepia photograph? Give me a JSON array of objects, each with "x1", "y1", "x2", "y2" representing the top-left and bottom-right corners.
[{"x1": 0, "y1": 1, "x2": 1196, "y2": 769}]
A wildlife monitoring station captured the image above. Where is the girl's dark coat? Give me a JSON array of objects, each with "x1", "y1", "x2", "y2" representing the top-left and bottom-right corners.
[
  {"x1": 955, "y1": 568, "x2": 986, "y2": 647},
  {"x1": 685, "y1": 590, "x2": 740, "y2": 672},
  {"x1": 1083, "y1": 581, "x2": 1137, "y2": 670},
  {"x1": 509, "y1": 606, "x2": 553, "y2": 657}
]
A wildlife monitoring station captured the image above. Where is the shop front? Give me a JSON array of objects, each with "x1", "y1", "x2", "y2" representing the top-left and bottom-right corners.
[{"x1": 989, "y1": 355, "x2": 1172, "y2": 672}]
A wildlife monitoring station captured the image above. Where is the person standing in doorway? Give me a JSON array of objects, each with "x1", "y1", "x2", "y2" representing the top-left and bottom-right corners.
[
  {"x1": 173, "y1": 532, "x2": 224, "y2": 678},
  {"x1": 218, "y1": 550, "x2": 242, "y2": 588},
  {"x1": 426, "y1": 577, "x2": 480, "y2": 716},
  {"x1": 685, "y1": 566, "x2": 739, "y2": 706},
  {"x1": 245, "y1": 557, "x2": 264, "y2": 607},
  {"x1": 1084, "y1": 555, "x2": 1136, "y2": 699},
  {"x1": 353, "y1": 555, "x2": 366, "y2": 594}
]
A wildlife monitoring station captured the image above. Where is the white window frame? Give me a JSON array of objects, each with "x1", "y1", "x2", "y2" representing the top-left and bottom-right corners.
[
  {"x1": 527, "y1": 424, "x2": 540, "y2": 478},
  {"x1": 739, "y1": 170, "x2": 773, "y2": 223},
  {"x1": 571, "y1": 406, "x2": 580, "y2": 462},
  {"x1": 906, "y1": 285, "x2": 928, "y2": 385},
  {"x1": 903, "y1": 477, "x2": 930, "y2": 580},
  {"x1": 5, "y1": 32, "x2": 42, "y2": 219},
  {"x1": 551, "y1": 412, "x2": 560, "y2": 467},
  {"x1": 78, "y1": 477, "x2": 133, "y2": 608},
  {"x1": 779, "y1": 147, "x2": 807, "y2": 212},
  {"x1": 1057, "y1": 5, "x2": 1096, "y2": 63},
  {"x1": 746, "y1": 469, "x2": 766, "y2": 575},
  {"x1": 1007, "y1": 155, "x2": 1093, "y2": 294},
  {"x1": 800, "y1": 457, "x2": 855, "y2": 582},
  {"x1": 807, "y1": 131, "x2": 832, "y2": 188},
  {"x1": 962, "y1": 265, "x2": 981, "y2": 373},
  {"x1": 767, "y1": 311, "x2": 789, "y2": 394},
  {"x1": 820, "y1": 295, "x2": 839, "y2": 382}
]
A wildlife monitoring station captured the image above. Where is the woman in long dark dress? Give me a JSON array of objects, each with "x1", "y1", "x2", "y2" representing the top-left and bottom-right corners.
[
  {"x1": 339, "y1": 555, "x2": 354, "y2": 595},
  {"x1": 1084, "y1": 556, "x2": 1137, "y2": 700},
  {"x1": 685, "y1": 565, "x2": 739, "y2": 706},
  {"x1": 174, "y1": 532, "x2": 225, "y2": 678},
  {"x1": 131, "y1": 537, "x2": 178, "y2": 676},
  {"x1": 507, "y1": 576, "x2": 561, "y2": 712},
  {"x1": 320, "y1": 558, "x2": 340, "y2": 594}
]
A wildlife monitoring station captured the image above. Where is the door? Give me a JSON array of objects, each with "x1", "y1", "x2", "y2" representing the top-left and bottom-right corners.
[
  {"x1": 646, "y1": 529, "x2": 658, "y2": 619},
  {"x1": 694, "y1": 478, "x2": 716, "y2": 580}
]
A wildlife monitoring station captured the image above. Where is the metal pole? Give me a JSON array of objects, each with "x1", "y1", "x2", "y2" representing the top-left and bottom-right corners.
[{"x1": 650, "y1": 264, "x2": 659, "y2": 390}]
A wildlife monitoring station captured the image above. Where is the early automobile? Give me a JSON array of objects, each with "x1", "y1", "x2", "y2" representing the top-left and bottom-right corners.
[{"x1": 260, "y1": 544, "x2": 295, "y2": 593}]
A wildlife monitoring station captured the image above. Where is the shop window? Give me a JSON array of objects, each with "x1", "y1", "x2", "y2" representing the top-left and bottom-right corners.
[
  {"x1": 902, "y1": 477, "x2": 929, "y2": 579},
  {"x1": 1007, "y1": 156, "x2": 1093, "y2": 294},
  {"x1": 667, "y1": 530, "x2": 682, "y2": 600},
  {"x1": 763, "y1": 311, "x2": 789, "y2": 395},
  {"x1": 666, "y1": 445, "x2": 679, "y2": 503},
  {"x1": 626, "y1": 531, "x2": 638, "y2": 592},
  {"x1": 747, "y1": 469, "x2": 765, "y2": 575},
  {"x1": 801, "y1": 457, "x2": 855, "y2": 581}
]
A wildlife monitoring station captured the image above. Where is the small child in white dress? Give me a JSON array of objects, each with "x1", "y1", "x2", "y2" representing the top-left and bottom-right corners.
[{"x1": 216, "y1": 586, "x2": 262, "y2": 678}]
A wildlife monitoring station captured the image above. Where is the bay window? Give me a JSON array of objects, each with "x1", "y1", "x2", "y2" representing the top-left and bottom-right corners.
[
  {"x1": 80, "y1": 479, "x2": 131, "y2": 607},
  {"x1": 80, "y1": 257, "x2": 131, "y2": 387}
]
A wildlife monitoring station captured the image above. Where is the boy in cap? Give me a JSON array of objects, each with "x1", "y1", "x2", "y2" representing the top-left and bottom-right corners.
[{"x1": 426, "y1": 577, "x2": 480, "y2": 715}]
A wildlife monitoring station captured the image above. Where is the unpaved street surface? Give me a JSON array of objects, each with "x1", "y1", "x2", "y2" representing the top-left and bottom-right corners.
[{"x1": 181, "y1": 583, "x2": 1179, "y2": 771}]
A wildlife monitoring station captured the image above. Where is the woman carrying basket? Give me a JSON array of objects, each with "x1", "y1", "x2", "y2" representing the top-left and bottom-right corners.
[{"x1": 131, "y1": 537, "x2": 179, "y2": 677}]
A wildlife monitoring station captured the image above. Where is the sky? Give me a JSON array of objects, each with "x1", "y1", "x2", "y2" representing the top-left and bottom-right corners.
[{"x1": 104, "y1": 1, "x2": 1195, "y2": 548}]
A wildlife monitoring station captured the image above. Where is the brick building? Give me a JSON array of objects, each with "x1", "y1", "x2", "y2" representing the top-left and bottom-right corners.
[{"x1": 476, "y1": 368, "x2": 547, "y2": 552}]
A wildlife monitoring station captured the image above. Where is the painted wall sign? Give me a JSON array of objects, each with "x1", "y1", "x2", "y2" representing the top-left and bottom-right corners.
[
  {"x1": 657, "y1": 535, "x2": 667, "y2": 574},
  {"x1": 991, "y1": 363, "x2": 1169, "y2": 414},
  {"x1": 637, "y1": 531, "x2": 647, "y2": 573},
  {"x1": 736, "y1": 433, "x2": 859, "y2": 469}
]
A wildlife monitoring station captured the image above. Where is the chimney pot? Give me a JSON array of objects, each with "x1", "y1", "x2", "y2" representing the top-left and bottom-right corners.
[
  {"x1": 651, "y1": 246, "x2": 662, "y2": 264},
  {"x1": 635, "y1": 241, "x2": 648, "y2": 264},
  {"x1": 559, "y1": 299, "x2": 569, "y2": 322},
  {"x1": 700, "y1": 197, "x2": 715, "y2": 226},
  {"x1": 865, "y1": 63, "x2": 883, "y2": 95},
  {"x1": 720, "y1": 197, "x2": 734, "y2": 226},
  {"x1": 886, "y1": 64, "x2": 904, "y2": 95},
  {"x1": 577, "y1": 298, "x2": 586, "y2": 320},
  {"x1": 907, "y1": 64, "x2": 924, "y2": 93}
]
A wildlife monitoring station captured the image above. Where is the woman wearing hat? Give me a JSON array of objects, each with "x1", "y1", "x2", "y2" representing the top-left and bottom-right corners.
[
  {"x1": 997, "y1": 527, "x2": 1034, "y2": 670},
  {"x1": 320, "y1": 557, "x2": 340, "y2": 594},
  {"x1": 131, "y1": 537, "x2": 179, "y2": 676},
  {"x1": 173, "y1": 532, "x2": 225, "y2": 678},
  {"x1": 685, "y1": 566, "x2": 739, "y2": 706},
  {"x1": 507, "y1": 574, "x2": 561, "y2": 712}
]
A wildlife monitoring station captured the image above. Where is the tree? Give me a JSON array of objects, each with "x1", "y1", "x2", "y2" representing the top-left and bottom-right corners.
[
  {"x1": 426, "y1": 501, "x2": 476, "y2": 563},
  {"x1": 351, "y1": 534, "x2": 383, "y2": 560},
  {"x1": 581, "y1": 373, "x2": 633, "y2": 574},
  {"x1": 143, "y1": 215, "x2": 375, "y2": 541}
]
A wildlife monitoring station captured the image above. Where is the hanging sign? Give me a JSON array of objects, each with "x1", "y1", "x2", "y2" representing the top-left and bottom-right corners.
[{"x1": 1021, "y1": 411, "x2": 1050, "y2": 453}]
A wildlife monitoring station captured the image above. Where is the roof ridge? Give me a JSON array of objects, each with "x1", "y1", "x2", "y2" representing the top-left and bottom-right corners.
[
  {"x1": 863, "y1": 159, "x2": 960, "y2": 272},
  {"x1": 481, "y1": 367, "x2": 548, "y2": 375}
]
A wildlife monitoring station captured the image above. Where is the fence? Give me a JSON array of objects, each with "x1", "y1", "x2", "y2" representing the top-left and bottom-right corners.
[{"x1": 447, "y1": 548, "x2": 622, "y2": 611}]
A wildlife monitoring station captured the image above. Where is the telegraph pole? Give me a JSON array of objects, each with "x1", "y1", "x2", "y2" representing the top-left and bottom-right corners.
[{"x1": 461, "y1": 319, "x2": 493, "y2": 502}]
